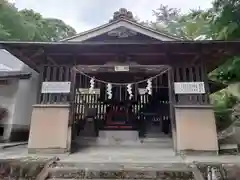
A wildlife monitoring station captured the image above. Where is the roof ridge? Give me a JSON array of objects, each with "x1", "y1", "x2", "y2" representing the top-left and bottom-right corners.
[{"x1": 60, "y1": 18, "x2": 182, "y2": 42}]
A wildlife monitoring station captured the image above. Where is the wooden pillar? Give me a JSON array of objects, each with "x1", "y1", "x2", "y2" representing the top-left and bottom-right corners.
[{"x1": 168, "y1": 65, "x2": 177, "y2": 152}]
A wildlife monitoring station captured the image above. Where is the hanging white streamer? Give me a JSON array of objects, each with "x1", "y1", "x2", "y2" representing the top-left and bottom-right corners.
[
  {"x1": 146, "y1": 79, "x2": 152, "y2": 95},
  {"x1": 106, "y1": 83, "x2": 112, "y2": 99},
  {"x1": 73, "y1": 66, "x2": 170, "y2": 86},
  {"x1": 89, "y1": 77, "x2": 95, "y2": 94},
  {"x1": 127, "y1": 84, "x2": 133, "y2": 100}
]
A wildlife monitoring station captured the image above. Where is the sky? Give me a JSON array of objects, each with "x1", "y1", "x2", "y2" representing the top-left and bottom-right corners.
[{"x1": 13, "y1": 0, "x2": 212, "y2": 33}]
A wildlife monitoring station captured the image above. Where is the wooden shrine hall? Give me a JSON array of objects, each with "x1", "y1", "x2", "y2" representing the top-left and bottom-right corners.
[{"x1": 0, "y1": 8, "x2": 239, "y2": 154}]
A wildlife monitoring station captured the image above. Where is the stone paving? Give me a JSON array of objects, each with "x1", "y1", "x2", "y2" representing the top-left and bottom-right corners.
[
  {"x1": 1, "y1": 144, "x2": 240, "y2": 165},
  {"x1": 1, "y1": 145, "x2": 240, "y2": 179},
  {"x1": 0, "y1": 141, "x2": 27, "y2": 149}
]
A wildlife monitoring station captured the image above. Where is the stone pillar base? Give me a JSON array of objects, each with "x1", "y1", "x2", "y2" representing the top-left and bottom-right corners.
[
  {"x1": 28, "y1": 148, "x2": 69, "y2": 154},
  {"x1": 177, "y1": 150, "x2": 218, "y2": 156},
  {"x1": 175, "y1": 105, "x2": 219, "y2": 154},
  {"x1": 28, "y1": 104, "x2": 71, "y2": 154}
]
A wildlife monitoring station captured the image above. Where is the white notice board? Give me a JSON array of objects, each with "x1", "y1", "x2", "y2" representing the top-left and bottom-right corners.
[
  {"x1": 41, "y1": 81, "x2": 71, "y2": 93},
  {"x1": 114, "y1": 65, "x2": 129, "y2": 72},
  {"x1": 174, "y1": 82, "x2": 205, "y2": 94}
]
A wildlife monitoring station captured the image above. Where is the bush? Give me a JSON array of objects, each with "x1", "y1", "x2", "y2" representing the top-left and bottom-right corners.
[{"x1": 211, "y1": 90, "x2": 238, "y2": 131}]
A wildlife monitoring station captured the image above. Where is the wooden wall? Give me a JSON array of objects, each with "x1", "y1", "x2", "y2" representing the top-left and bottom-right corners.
[
  {"x1": 173, "y1": 62, "x2": 210, "y2": 105},
  {"x1": 39, "y1": 65, "x2": 72, "y2": 104},
  {"x1": 38, "y1": 62, "x2": 210, "y2": 106}
]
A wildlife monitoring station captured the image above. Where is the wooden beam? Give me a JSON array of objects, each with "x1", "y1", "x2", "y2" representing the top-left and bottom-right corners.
[
  {"x1": 46, "y1": 56, "x2": 57, "y2": 65},
  {"x1": 46, "y1": 52, "x2": 197, "y2": 56},
  {"x1": 74, "y1": 64, "x2": 170, "y2": 73},
  {"x1": 11, "y1": 49, "x2": 40, "y2": 72},
  {"x1": 29, "y1": 48, "x2": 44, "y2": 60}
]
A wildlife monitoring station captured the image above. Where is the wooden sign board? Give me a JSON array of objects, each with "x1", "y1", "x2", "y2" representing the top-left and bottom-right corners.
[
  {"x1": 78, "y1": 88, "x2": 100, "y2": 94},
  {"x1": 41, "y1": 81, "x2": 71, "y2": 93},
  {"x1": 174, "y1": 82, "x2": 205, "y2": 94},
  {"x1": 114, "y1": 65, "x2": 129, "y2": 72},
  {"x1": 138, "y1": 88, "x2": 147, "y2": 95}
]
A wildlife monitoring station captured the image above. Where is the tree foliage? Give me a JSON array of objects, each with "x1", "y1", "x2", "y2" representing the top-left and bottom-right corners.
[
  {"x1": 0, "y1": 0, "x2": 76, "y2": 41},
  {"x1": 152, "y1": 2, "x2": 240, "y2": 84},
  {"x1": 209, "y1": 0, "x2": 240, "y2": 83},
  {"x1": 151, "y1": 6, "x2": 213, "y2": 40},
  {"x1": 152, "y1": 2, "x2": 240, "y2": 131},
  {"x1": 211, "y1": 90, "x2": 238, "y2": 130},
  {"x1": 152, "y1": 5, "x2": 180, "y2": 25}
]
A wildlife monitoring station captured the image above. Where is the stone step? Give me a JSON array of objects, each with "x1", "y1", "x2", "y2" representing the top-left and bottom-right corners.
[
  {"x1": 74, "y1": 137, "x2": 173, "y2": 148},
  {"x1": 141, "y1": 137, "x2": 172, "y2": 143},
  {"x1": 68, "y1": 147, "x2": 176, "y2": 160},
  {"x1": 47, "y1": 179, "x2": 156, "y2": 180},
  {"x1": 145, "y1": 134, "x2": 170, "y2": 138},
  {"x1": 47, "y1": 179, "x2": 151, "y2": 180},
  {"x1": 47, "y1": 164, "x2": 194, "y2": 179},
  {"x1": 75, "y1": 142, "x2": 173, "y2": 148}
]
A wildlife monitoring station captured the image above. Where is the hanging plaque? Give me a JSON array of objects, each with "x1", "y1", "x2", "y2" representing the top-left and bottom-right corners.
[
  {"x1": 114, "y1": 65, "x2": 129, "y2": 72},
  {"x1": 41, "y1": 81, "x2": 71, "y2": 93},
  {"x1": 174, "y1": 82, "x2": 205, "y2": 94}
]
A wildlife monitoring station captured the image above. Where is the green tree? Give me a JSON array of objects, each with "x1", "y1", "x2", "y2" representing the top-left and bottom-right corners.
[
  {"x1": 209, "y1": 0, "x2": 240, "y2": 83},
  {"x1": 152, "y1": 6, "x2": 212, "y2": 40},
  {"x1": 152, "y1": 3, "x2": 240, "y2": 84},
  {"x1": 43, "y1": 18, "x2": 77, "y2": 41},
  {"x1": 20, "y1": 9, "x2": 76, "y2": 41},
  {"x1": 152, "y1": 5, "x2": 180, "y2": 25},
  {"x1": 0, "y1": 0, "x2": 77, "y2": 41},
  {"x1": 152, "y1": 4, "x2": 240, "y2": 131},
  {"x1": 0, "y1": 0, "x2": 35, "y2": 40},
  {"x1": 211, "y1": 0, "x2": 240, "y2": 40}
]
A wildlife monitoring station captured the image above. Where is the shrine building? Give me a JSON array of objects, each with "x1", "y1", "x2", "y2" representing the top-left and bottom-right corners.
[{"x1": 0, "y1": 9, "x2": 238, "y2": 154}]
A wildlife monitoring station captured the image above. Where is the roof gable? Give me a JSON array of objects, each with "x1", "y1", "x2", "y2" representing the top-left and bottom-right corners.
[{"x1": 61, "y1": 19, "x2": 181, "y2": 42}]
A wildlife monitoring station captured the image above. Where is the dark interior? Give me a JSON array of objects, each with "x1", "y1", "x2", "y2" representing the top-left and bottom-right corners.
[{"x1": 73, "y1": 71, "x2": 171, "y2": 138}]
